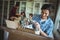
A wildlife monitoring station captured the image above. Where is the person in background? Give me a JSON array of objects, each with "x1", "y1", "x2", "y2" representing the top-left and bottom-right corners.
[
  {"x1": 28, "y1": 13, "x2": 33, "y2": 25},
  {"x1": 9, "y1": 4, "x2": 19, "y2": 21},
  {"x1": 29, "y1": 13, "x2": 33, "y2": 21},
  {"x1": 20, "y1": 11, "x2": 26, "y2": 20},
  {"x1": 32, "y1": 4, "x2": 53, "y2": 38},
  {"x1": 20, "y1": 11, "x2": 26, "y2": 26}
]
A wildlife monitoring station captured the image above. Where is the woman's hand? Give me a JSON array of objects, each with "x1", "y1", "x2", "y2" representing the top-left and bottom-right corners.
[
  {"x1": 34, "y1": 22, "x2": 48, "y2": 36},
  {"x1": 34, "y1": 22, "x2": 40, "y2": 31},
  {"x1": 10, "y1": 17, "x2": 17, "y2": 20}
]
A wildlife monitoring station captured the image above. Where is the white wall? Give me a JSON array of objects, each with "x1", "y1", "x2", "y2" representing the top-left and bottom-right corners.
[{"x1": 26, "y1": 2, "x2": 33, "y2": 18}]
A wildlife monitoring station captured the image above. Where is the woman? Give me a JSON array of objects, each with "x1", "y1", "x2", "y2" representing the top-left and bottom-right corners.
[{"x1": 33, "y1": 4, "x2": 54, "y2": 38}]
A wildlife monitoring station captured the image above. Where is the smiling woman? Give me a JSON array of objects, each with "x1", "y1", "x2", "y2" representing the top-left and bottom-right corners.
[{"x1": 32, "y1": 4, "x2": 54, "y2": 38}]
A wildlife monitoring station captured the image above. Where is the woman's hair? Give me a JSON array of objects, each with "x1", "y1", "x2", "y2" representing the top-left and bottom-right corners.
[
  {"x1": 29, "y1": 13, "x2": 33, "y2": 17},
  {"x1": 15, "y1": 2, "x2": 19, "y2": 7},
  {"x1": 21, "y1": 11, "x2": 26, "y2": 17},
  {"x1": 41, "y1": 4, "x2": 53, "y2": 13}
]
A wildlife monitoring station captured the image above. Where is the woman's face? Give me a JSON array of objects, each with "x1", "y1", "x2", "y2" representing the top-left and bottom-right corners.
[
  {"x1": 22, "y1": 13, "x2": 24, "y2": 15},
  {"x1": 21, "y1": 13, "x2": 24, "y2": 16},
  {"x1": 41, "y1": 9, "x2": 49, "y2": 19},
  {"x1": 29, "y1": 15, "x2": 32, "y2": 19}
]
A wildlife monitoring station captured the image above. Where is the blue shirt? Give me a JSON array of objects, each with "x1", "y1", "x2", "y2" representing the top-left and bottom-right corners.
[{"x1": 32, "y1": 15, "x2": 53, "y2": 38}]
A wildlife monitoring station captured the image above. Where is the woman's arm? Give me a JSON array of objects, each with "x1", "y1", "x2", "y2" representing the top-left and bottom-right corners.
[
  {"x1": 34, "y1": 22, "x2": 48, "y2": 37},
  {"x1": 40, "y1": 29, "x2": 48, "y2": 37}
]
